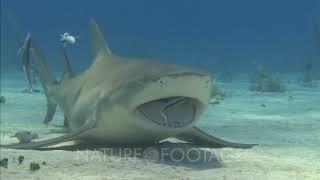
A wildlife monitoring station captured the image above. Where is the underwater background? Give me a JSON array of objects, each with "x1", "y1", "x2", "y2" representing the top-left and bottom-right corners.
[
  {"x1": 1, "y1": 0, "x2": 320, "y2": 179},
  {"x1": 1, "y1": 0, "x2": 320, "y2": 74}
]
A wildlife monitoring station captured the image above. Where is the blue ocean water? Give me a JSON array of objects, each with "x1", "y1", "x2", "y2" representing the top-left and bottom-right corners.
[
  {"x1": 1, "y1": 1, "x2": 320, "y2": 179},
  {"x1": 1, "y1": 0, "x2": 319, "y2": 74}
]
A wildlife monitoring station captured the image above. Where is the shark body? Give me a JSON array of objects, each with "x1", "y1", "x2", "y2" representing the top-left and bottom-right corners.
[{"x1": 1, "y1": 20, "x2": 256, "y2": 149}]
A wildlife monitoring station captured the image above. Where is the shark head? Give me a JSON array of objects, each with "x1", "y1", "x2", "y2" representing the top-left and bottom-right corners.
[
  {"x1": 81, "y1": 59, "x2": 212, "y2": 143},
  {"x1": 83, "y1": 53, "x2": 212, "y2": 142},
  {"x1": 125, "y1": 63, "x2": 212, "y2": 130},
  {"x1": 69, "y1": 20, "x2": 214, "y2": 142}
]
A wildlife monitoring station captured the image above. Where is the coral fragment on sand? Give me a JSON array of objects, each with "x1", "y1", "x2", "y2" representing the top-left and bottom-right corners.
[{"x1": 30, "y1": 162, "x2": 40, "y2": 172}]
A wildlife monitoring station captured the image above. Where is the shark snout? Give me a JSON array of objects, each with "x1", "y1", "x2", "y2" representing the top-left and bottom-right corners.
[{"x1": 156, "y1": 72, "x2": 212, "y2": 103}]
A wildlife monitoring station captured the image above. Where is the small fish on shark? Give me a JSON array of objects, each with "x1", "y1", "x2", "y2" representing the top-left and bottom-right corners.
[
  {"x1": 17, "y1": 33, "x2": 39, "y2": 93},
  {"x1": 0, "y1": 19, "x2": 257, "y2": 150}
]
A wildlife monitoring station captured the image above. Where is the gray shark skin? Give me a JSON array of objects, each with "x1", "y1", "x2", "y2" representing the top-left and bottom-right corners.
[{"x1": 0, "y1": 19, "x2": 257, "y2": 150}]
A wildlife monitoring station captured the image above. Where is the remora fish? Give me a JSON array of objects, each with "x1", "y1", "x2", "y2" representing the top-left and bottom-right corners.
[
  {"x1": 1, "y1": 19, "x2": 257, "y2": 149},
  {"x1": 17, "y1": 33, "x2": 34, "y2": 92}
]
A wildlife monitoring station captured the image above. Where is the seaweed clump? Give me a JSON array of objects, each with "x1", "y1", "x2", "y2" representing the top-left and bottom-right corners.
[{"x1": 249, "y1": 65, "x2": 286, "y2": 92}]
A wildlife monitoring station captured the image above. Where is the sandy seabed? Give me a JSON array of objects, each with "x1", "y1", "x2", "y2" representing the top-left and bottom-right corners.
[{"x1": 0, "y1": 71, "x2": 319, "y2": 180}]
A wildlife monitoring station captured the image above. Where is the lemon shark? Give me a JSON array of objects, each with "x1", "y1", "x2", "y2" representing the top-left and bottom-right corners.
[{"x1": 0, "y1": 19, "x2": 256, "y2": 149}]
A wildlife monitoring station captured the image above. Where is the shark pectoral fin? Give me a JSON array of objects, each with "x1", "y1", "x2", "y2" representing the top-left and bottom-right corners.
[
  {"x1": 175, "y1": 127, "x2": 257, "y2": 149},
  {"x1": 0, "y1": 116, "x2": 96, "y2": 150},
  {"x1": 43, "y1": 101, "x2": 57, "y2": 125},
  {"x1": 0, "y1": 94, "x2": 104, "y2": 150},
  {"x1": 0, "y1": 109, "x2": 98, "y2": 150},
  {"x1": 1, "y1": 130, "x2": 76, "y2": 150}
]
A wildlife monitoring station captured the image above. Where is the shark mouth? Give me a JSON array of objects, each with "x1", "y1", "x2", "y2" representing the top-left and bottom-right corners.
[{"x1": 136, "y1": 97, "x2": 197, "y2": 128}]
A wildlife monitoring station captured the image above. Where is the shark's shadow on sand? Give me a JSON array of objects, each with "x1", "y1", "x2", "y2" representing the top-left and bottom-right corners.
[{"x1": 34, "y1": 141, "x2": 223, "y2": 170}]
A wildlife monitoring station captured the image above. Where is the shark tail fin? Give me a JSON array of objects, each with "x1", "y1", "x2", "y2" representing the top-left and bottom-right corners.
[
  {"x1": 30, "y1": 45, "x2": 58, "y2": 125},
  {"x1": 59, "y1": 46, "x2": 72, "y2": 81}
]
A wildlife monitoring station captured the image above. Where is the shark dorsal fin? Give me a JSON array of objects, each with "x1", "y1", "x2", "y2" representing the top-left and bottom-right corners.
[
  {"x1": 59, "y1": 46, "x2": 72, "y2": 79},
  {"x1": 90, "y1": 19, "x2": 112, "y2": 63}
]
